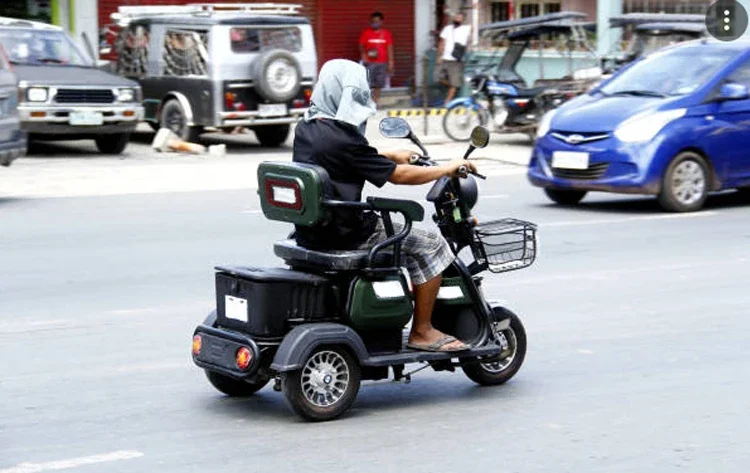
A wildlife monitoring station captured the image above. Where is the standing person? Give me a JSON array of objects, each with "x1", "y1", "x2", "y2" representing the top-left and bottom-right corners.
[
  {"x1": 359, "y1": 11, "x2": 394, "y2": 104},
  {"x1": 435, "y1": 12, "x2": 471, "y2": 106}
]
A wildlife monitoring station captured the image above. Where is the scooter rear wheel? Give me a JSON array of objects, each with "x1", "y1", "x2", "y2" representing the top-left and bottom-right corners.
[
  {"x1": 462, "y1": 311, "x2": 527, "y2": 386},
  {"x1": 282, "y1": 346, "x2": 361, "y2": 422}
]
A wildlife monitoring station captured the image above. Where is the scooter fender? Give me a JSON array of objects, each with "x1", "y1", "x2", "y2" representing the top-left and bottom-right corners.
[
  {"x1": 445, "y1": 96, "x2": 481, "y2": 110},
  {"x1": 487, "y1": 301, "x2": 514, "y2": 331},
  {"x1": 270, "y1": 323, "x2": 370, "y2": 372}
]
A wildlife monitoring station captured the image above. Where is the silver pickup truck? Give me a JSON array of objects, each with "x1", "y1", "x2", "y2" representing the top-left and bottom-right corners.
[
  {"x1": 0, "y1": 17, "x2": 143, "y2": 155},
  {"x1": 0, "y1": 43, "x2": 25, "y2": 167}
]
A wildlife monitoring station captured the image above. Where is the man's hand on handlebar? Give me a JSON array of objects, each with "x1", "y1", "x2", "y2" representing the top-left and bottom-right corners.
[{"x1": 444, "y1": 158, "x2": 477, "y2": 178}]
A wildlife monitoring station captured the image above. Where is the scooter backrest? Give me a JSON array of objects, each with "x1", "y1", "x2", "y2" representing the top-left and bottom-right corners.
[{"x1": 257, "y1": 161, "x2": 329, "y2": 226}]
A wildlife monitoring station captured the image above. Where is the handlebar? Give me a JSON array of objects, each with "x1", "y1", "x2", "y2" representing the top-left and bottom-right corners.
[
  {"x1": 458, "y1": 165, "x2": 487, "y2": 180},
  {"x1": 409, "y1": 155, "x2": 485, "y2": 180}
]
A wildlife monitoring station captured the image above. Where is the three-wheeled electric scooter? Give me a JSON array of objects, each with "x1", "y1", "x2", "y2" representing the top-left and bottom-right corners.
[{"x1": 191, "y1": 118, "x2": 538, "y2": 421}]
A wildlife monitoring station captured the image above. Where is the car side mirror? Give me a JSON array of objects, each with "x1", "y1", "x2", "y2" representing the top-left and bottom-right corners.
[
  {"x1": 379, "y1": 117, "x2": 411, "y2": 139},
  {"x1": 717, "y1": 82, "x2": 749, "y2": 101}
]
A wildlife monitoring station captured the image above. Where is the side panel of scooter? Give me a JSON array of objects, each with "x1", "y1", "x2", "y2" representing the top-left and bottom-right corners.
[
  {"x1": 431, "y1": 276, "x2": 484, "y2": 345},
  {"x1": 346, "y1": 273, "x2": 412, "y2": 331}
]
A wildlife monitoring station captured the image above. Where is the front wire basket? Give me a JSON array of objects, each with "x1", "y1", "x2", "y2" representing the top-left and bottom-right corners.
[{"x1": 472, "y1": 218, "x2": 537, "y2": 273}]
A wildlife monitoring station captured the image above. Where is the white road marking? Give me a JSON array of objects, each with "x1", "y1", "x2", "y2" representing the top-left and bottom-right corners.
[
  {"x1": 0, "y1": 451, "x2": 144, "y2": 473},
  {"x1": 542, "y1": 211, "x2": 718, "y2": 228},
  {"x1": 241, "y1": 209, "x2": 263, "y2": 214},
  {"x1": 481, "y1": 194, "x2": 509, "y2": 199}
]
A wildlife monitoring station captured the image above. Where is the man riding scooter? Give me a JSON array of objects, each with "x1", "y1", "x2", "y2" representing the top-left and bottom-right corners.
[{"x1": 293, "y1": 59, "x2": 478, "y2": 352}]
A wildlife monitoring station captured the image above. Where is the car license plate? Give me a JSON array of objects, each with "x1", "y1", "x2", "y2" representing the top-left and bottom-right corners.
[
  {"x1": 258, "y1": 103, "x2": 287, "y2": 117},
  {"x1": 224, "y1": 295, "x2": 248, "y2": 322},
  {"x1": 69, "y1": 110, "x2": 104, "y2": 126},
  {"x1": 552, "y1": 151, "x2": 589, "y2": 170}
]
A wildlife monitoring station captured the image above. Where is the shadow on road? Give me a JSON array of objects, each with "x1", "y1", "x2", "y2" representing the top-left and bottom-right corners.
[
  {"x1": 129, "y1": 130, "x2": 293, "y2": 156},
  {"x1": 537, "y1": 190, "x2": 750, "y2": 215}
]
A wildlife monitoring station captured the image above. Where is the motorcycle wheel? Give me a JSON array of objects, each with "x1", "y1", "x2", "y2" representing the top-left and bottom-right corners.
[
  {"x1": 443, "y1": 104, "x2": 488, "y2": 142},
  {"x1": 462, "y1": 311, "x2": 526, "y2": 386}
]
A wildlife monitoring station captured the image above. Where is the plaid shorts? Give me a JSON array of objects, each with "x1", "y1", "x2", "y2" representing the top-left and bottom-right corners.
[{"x1": 359, "y1": 220, "x2": 455, "y2": 285}]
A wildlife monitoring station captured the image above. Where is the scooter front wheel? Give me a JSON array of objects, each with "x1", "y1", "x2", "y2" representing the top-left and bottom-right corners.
[
  {"x1": 443, "y1": 104, "x2": 488, "y2": 142},
  {"x1": 462, "y1": 311, "x2": 527, "y2": 386},
  {"x1": 282, "y1": 346, "x2": 361, "y2": 421}
]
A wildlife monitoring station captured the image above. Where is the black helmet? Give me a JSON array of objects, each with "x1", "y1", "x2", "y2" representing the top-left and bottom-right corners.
[{"x1": 459, "y1": 175, "x2": 478, "y2": 209}]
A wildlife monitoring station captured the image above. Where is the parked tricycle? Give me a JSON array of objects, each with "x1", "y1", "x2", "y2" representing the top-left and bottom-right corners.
[{"x1": 191, "y1": 118, "x2": 538, "y2": 421}]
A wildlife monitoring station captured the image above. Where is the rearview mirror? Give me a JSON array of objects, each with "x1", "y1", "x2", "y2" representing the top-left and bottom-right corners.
[
  {"x1": 379, "y1": 117, "x2": 411, "y2": 139},
  {"x1": 718, "y1": 82, "x2": 749, "y2": 101},
  {"x1": 470, "y1": 126, "x2": 490, "y2": 148}
]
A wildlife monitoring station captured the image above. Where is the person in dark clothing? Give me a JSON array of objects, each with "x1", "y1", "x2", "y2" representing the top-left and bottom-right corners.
[{"x1": 292, "y1": 59, "x2": 478, "y2": 352}]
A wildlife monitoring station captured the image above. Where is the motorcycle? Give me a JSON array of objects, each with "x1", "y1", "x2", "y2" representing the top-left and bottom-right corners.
[
  {"x1": 442, "y1": 70, "x2": 571, "y2": 142},
  {"x1": 191, "y1": 118, "x2": 538, "y2": 421}
]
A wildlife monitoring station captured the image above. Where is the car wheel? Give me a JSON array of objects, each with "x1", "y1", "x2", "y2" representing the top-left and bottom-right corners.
[
  {"x1": 253, "y1": 49, "x2": 302, "y2": 103},
  {"x1": 544, "y1": 188, "x2": 587, "y2": 205},
  {"x1": 658, "y1": 152, "x2": 709, "y2": 212},
  {"x1": 462, "y1": 311, "x2": 527, "y2": 386},
  {"x1": 254, "y1": 124, "x2": 290, "y2": 147},
  {"x1": 160, "y1": 99, "x2": 202, "y2": 142},
  {"x1": 94, "y1": 133, "x2": 130, "y2": 154},
  {"x1": 205, "y1": 370, "x2": 269, "y2": 397},
  {"x1": 281, "y1": 346, "x2": 361, "y2": 422}
]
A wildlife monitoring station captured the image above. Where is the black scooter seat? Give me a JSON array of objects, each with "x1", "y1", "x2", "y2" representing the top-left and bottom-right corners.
[
  {"x1": 514, "y1": 86, "x2": 547, "y2": 98},
  {"x1": 275, "y1": 239, "x2": 392, "y2": 271},
  {"x1": 364, "y1": 343, "x2": 503, "y2": 367}
]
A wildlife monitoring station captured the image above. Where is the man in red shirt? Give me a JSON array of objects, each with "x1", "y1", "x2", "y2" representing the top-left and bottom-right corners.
[{"x1": 359, "y1": 11, "x2": 393, "y2": 104}]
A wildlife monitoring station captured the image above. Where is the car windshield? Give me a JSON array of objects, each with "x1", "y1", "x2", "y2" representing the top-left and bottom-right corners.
[
  {"x1": 628, "y1": 33, "x2": 699, "y2": 56},
  {"x1": 601, "y1": 47, "x2": 738, "y2": 97},
  {"x1": 0, "y1": 29, "x2": 91, "y2": 67}
]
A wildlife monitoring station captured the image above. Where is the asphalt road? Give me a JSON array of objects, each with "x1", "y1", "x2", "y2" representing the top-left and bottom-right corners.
[{"x1": 2, "y1": 135, "x2": 750, "y2": 473}]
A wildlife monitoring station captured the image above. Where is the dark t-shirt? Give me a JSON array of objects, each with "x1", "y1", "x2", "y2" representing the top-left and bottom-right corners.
[{"x1": 292, "y1": 118, "x2": 396, "y2": 250}]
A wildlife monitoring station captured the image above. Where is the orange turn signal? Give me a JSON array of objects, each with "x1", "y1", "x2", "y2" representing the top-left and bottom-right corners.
[
  {"x1": 192, "y1": 335, "x2": 202, "y2": 355},
  {"x1": 30, "y1": 111, "x2": 46, "y2": 118},
  {"x1": 236, "y1": 346, "x2": 252, "y2": 370},
  {"x1": 123, "y1": 110, "x2": 135, "y2": 117}
]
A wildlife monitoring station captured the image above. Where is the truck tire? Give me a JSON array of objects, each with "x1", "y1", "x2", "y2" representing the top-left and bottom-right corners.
[{"x1": 253, "y1": 49, "x2": 302, "y2": 103}]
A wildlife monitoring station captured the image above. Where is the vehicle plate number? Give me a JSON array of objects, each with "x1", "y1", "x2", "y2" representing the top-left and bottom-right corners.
[
  {"x1": 258, "y1": 103, "x2": 287, "y2": 117},
  {"x1": 69, "y1": 110, "x2": 104, "y2": 126},
  {"x1": 224, "y1": 295, "x2": 248, "y2": 322},
  {"x1": 552, "y1": 151, "x2": 589, "y2": 170}
]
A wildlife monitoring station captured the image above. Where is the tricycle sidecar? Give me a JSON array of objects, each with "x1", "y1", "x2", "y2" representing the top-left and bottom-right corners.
[{"x1": 192, "y1": 121, "x2": 537, "y2": 421}]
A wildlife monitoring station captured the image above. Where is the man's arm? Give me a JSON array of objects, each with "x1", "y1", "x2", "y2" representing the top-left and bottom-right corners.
[
  {"x1": 436, "y1": 38, "x2": 445, "y2": 64},
  {"x1": 389, "y1": 159, "x2": 477, "y2": 185},
  {"x1": 359, "y1": 31, "x2": 367, "y2": 62},
  {"x1": 380, "y1": 149, "x2": 415, "y2": 165}
]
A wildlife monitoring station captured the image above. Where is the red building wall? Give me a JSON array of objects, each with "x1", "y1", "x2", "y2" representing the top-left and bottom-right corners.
[{"x1": 98, "y1": 0, "x2": 415, "y2": 86}]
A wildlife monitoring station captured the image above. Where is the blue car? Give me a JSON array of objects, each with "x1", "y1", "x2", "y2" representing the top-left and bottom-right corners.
[{"x1": 529, "y1": 38, "x2": 750, "y2": 211}]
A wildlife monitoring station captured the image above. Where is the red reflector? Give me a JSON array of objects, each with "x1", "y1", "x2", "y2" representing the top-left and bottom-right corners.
[
  {"x1": 292, "y1": 99, "x2": 305, "y2": 108},
  {"x1": 192, "y1": 335, "x2": 202, "y2": 355},
  {"x1": 264, "y1": 178, "x2": 302, "y2": 210},
  {"x1": 514, "y1": 99, "x2": 529, "y2": 106},
  {"x1": 236, "y1": 346, "x2": 252, "y2": 370}
]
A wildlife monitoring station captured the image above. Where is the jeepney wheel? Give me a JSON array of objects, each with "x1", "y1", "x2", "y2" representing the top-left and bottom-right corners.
[
  {"x1": 160, "y1": 99, "x2": 203, "y2": 142},
  {"x1": 281, "y1": 346, "x2": 361, "y2": 422},
  {"x1": 205, "y1": 371, "x2": 270, "y2": 397},
  {"x1": 95, "y1": 133, "x2": 130, "y2": 154},
  {"x1": 254, "y1": 124, "x2": 290, "y2": 147}
]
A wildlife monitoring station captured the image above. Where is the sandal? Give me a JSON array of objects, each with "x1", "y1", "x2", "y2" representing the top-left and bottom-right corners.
[{"x1": 406, "y1": 335, "x2": 469, "y2": 352}]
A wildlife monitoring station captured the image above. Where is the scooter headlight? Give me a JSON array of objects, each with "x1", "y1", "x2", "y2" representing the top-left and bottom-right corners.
[{"x1": 536, "y1": 109, "x2": 556, "y2": 138}]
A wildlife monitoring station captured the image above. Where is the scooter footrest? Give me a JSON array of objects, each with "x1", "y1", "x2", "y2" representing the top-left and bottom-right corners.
[{"x1": 363, "y1": 344, "x2": 503, "y2": 367}]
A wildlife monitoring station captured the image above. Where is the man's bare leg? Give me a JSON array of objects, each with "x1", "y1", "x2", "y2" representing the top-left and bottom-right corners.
[
  {"x1": 408, "y1": 274, "x2": 466, "y2": 350},
  {"x1": 444, "y1": 86, "x2": 457, "y2": 106},
  {"x1": 372, "y1": 87, "x2": 381, "y2": 104}
]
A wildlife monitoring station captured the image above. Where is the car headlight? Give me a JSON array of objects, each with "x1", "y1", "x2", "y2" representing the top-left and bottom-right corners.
[
  {"x1": 27, "y1": 87, "x2": 48, "y2": 102},
  {"x1": 613, "y1": 109, "x2": 686, "y2": 143},
  {"x1": 536, "y1": 109, "x2": 556, "y2": 138},
  {"x1": 116, "y1": 88, "x2": 136, "y2": 102}
]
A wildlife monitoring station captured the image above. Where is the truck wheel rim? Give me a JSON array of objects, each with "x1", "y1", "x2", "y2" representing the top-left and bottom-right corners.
[
  {"x1": 301, "y1": 351, "x2": 350, "y2": 407},
  {"x1": 672, "y1": 160, "x2": 706, "y2": 206},
  {"x1": 266, "y1": 59, "x2": 297, "y2": 95},
  {"x1": 481, "y1": 323, "x2": 517, "y2": 373}
]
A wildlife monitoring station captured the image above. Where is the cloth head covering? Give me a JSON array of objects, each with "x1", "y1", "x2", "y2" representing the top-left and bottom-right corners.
[{"x1": 304, "y1": 59, "x2": 377, "y2": 134}]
